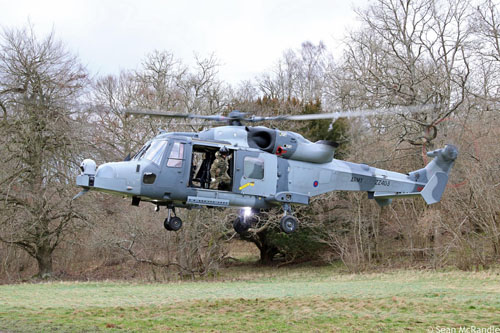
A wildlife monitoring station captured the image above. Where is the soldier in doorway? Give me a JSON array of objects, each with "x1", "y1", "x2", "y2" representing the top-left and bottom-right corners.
[{"x1": 210, "y1": 147, "x2": 231, "y2": 190}]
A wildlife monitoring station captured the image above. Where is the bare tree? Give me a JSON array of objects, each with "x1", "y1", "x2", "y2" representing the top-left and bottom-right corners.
[
  {"x1": 89, "y1": 51, "x2": 227, "y2": 161},
  {"x1": 470, "y1": 0, "x2": 500, "y2": 105},
  {"x1": 91, "y1": 71, "x2": 158, "y2": 161},
  {"x1": 336, "y1": 0, "x2": 473, "y2": 146},
  {"x1": 135, "y1": 50, "x2": 186, "y2": 110},
  {"x1": 97, "y1": 202, "x2": 232, "y2": 280},
  {"x1": 257, "y1": 41, "x2": 328, "y2": 104},
  {"x1": 0, "y1": 25, "x2": 88, "y2": 278},
  {"x1": 178, "y1": 53, "x2": 226, "y2": 114},
  {"x1": 473, "y1": 0, "x2": 500, "y2": 63}
]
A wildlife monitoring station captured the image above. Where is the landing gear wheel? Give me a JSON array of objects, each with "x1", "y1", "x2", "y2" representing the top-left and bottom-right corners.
[
  {"x1": 233, "y1": 216, "x2": 250, "y2": 234},
  {"x1": 280, "y1": 215, "x2": 297, "y2": 234},
  {"x1": 167, "y1": 216, "x2": 183, "y2": 231},
  {"x1": 163, "y1": 218, "x2": 172, "y2": 231}
]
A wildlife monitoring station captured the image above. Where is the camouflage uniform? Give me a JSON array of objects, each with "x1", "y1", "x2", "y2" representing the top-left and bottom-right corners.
[{"x1": 210, "y1": 153, "x2": 231, "y2": 190}]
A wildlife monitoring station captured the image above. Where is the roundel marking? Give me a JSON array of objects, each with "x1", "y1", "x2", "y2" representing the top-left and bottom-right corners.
[{"x1": 313, "y1": 180, "x2": 319, "y2": 187}]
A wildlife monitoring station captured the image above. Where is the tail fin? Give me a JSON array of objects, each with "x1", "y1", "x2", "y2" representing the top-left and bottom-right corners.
[
  {"x1": 420, "y1": 171, "x2": 448, "y2": 204},
  {"x1": 409, "y1": 144, "x2": 458, "y2": 204},
  {"x1": 373, "y1": 145, "x2": 458, "y2": 206}
]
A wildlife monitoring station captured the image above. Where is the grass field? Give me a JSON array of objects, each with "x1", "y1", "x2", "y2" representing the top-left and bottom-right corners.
[{"x1": 1, "y1": 265, "x2": 500, "y2": 332}]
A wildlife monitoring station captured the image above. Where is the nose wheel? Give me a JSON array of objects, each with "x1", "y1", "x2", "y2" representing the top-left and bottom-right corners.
[
  {"x1": 164, "y1": 216, "x2": 182, "y2": 231},
  {"x1": 163, "y1": 207, "x2": 183, "y2": 231}
]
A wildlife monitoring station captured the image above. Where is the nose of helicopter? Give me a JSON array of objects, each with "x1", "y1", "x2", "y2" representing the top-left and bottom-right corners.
[{"x1": 76, "y1": 159, "x2": 142, "y2": 196}]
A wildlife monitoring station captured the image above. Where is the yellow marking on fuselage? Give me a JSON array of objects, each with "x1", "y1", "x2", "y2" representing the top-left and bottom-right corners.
[{"x1": 239, "y1": 182, "x2": 255, "y2": 190}]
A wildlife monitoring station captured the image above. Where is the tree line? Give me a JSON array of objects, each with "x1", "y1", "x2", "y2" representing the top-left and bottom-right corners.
[{"x1": 1, "y1": 0, "x2": 499, "y2": 281}]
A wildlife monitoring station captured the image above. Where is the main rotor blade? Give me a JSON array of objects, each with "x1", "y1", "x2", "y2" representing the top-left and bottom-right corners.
[
  {"x1": 251, "y1": 105, "x2": 435, "y2": 122},
  {"x1": 125, "y1": 109, "x2": 228, "y2": 122}
]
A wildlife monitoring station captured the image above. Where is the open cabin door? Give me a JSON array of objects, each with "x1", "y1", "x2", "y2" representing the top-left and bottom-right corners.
[
  {"x1": 189, "y1": 143, "x2": 239, "y2": 191},
  {"x1": 233, "y1": 150, "x2": 277, "y2": 197}
]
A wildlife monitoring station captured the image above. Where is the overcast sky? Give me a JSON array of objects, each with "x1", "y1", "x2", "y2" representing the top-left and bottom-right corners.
[{"x1": 1, "y1": 0, "x2": 369, "y2": 84}]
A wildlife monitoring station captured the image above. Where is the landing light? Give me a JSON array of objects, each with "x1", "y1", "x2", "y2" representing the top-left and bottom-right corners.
[{"x1": 243, "y1": 207, "x2": 253, "y2": 217}]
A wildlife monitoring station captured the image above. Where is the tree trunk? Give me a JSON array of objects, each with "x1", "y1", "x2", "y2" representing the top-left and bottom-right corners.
[
  {"x1": 35, "y1": 246, "x2": 53, "y2": 279},
  {"x1": 259, "y1": 243, "x2": 278, "y2": 265}
]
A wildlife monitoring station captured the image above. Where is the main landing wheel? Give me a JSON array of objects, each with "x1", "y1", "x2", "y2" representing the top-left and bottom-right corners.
[
  {"x1": 164, "y1": 216, "x2": 183, "y2": 231},
  {"x1": 280, "y1": 215, "x2": 297, "y2": 234},
  {"x1": 233, "y1": 216, "x2": 250, "y2": 234}
]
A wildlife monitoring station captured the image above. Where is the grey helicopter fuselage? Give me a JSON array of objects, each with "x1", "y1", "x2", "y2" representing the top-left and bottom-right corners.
[
  {"x1": 77, "y1": 125, "x2": 457, "y2": 208},
  {"x1": 76, "y1": 124, "x2": 458, "y2": 233}
]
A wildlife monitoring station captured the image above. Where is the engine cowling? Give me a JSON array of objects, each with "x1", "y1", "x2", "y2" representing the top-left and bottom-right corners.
[
  {"x1": 286, "y1": 140, "x2": 337, "y2": 164},
  {"x1": 246, "y1": 127, "x2": 338, "y2": 164}
]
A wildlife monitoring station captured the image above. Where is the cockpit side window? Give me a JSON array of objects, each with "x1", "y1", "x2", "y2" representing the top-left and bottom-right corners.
[
  {"x1": 167, "y1": 142, "x2": 185, "y2": 168},
  {"x1": 142, "y1": 140, "x2": 168, "y2": 165}
]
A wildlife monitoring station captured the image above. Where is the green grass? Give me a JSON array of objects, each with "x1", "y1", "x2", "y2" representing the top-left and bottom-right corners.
[{"x1": 1, "y1": 267, "x2": 500, "y2": 332}]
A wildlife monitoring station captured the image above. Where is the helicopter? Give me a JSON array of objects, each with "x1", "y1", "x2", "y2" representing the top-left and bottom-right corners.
[{"x1": 75, "y1": 106, "x2": 458, "y2": 234}]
